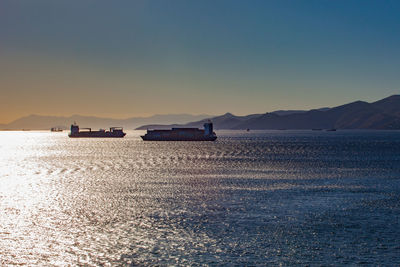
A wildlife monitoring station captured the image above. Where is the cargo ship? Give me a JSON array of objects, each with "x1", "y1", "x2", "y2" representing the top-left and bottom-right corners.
[
  {"x1": 141, "y1": 122, "x2": 217, "y2": 141},
  {"x1": 68, "y1": 123, "x2": 126, "y2": 138},
  {"x1": 50, "y1": 127, "x2": 63, "y2": 132}
]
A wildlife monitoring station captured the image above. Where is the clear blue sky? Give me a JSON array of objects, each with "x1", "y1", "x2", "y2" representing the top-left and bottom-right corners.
[{"x1": 0, "y1": 0, "x2": 399, "y2": 123}]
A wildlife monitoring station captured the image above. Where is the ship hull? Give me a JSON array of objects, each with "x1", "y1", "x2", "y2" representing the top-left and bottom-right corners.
[
  {"x1": 69, "y1": 132, "x2": 126, "y2": 138},
  {"x1": 141, "y1": 136, "x2": 217, "y2": 141}
]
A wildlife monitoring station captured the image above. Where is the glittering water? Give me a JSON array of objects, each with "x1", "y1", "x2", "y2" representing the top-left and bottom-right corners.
[{"x1": 1, "y1": 130, "x2": 400, "y2": 265}]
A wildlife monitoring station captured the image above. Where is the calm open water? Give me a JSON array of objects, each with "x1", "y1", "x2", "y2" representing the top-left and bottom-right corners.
[{"x1": 0, "y1": 130, "x2": 399, "y2": 266}]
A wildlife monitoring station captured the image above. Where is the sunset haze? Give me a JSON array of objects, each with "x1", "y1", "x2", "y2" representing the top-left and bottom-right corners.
[{"x1": 1, "y1": 0, "x2": 399, "y2": 123}]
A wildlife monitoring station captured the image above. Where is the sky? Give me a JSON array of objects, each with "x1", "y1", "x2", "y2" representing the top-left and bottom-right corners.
[{"x1": 1, "y1": 0, "x2": 399, "y2": 123}]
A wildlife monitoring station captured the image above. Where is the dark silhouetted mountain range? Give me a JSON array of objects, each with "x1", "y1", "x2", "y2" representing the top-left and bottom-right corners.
[
  {"x1": 2, "y1": 95, "x2": 399, "y2": 131},
  {"x1": 137, "y1": 95, "x2": 400, "y2": 130}
]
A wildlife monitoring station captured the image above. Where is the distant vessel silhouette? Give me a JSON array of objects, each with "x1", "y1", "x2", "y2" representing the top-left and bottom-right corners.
[
  {"x1": 50, "y1": 127, "x2": 63, "y2": 132},
  {"x1": 141, "y1": 122, "x2": 217, "y2": 141},
  {"x1": 68, "y1": 123, "x2": 126, "y2": 138}
]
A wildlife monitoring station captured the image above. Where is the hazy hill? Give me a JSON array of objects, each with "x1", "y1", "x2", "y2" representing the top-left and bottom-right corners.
[
  {"x1": 137, "y1": 95, "x2": 400, "y2": 130},
  {"x1": 0, "y1": 114, "x2": 212, "y2": 130},
  {"x1": 370, "y1": 95, "x2": 400, "y2": 117},
  {"x1": 271, "y1": 107, "x2": 330, "y2": 116},
  {"x1": 135, "y1": 109, "x2": 330, "y2": 130},
  {"x1": 236, "y1": 95, "x2": 400, "y2": 130},
  {"x1": 136, "y1": 112, "x2": 263, "y2": 130}
]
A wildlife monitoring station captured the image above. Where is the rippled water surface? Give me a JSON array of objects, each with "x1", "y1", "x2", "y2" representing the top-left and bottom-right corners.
[{"x1": 1, "y1": 130, "x2": 400, "y2": 265}]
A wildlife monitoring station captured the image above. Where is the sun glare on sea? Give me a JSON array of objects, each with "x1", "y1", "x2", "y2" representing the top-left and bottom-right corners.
[{"x1": 0, "y1": 131, "x2": 67, "y2": 264}]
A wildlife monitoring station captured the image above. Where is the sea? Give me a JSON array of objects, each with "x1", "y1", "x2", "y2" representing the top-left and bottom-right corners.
[{"x1": 0, "y1": 130, "x2": 399, "y2": 266}]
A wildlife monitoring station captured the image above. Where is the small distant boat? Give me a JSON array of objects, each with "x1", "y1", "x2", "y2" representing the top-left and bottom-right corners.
[
  {"x1": 68, "y1": 123, "x2": 126, "y2": 138},
  {"x1": 326, "y1": 128, "x2": 337, "y2": 132},
  {"x1": 246, "y1": 128, "x2": 250, "y2": 132},
  {"x1": 50, "y1": 127, "x2": 63, "y2": 132}
]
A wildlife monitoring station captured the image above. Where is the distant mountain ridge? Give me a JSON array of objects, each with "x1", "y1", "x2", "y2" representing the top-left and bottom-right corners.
[
  {"x1": 3, "y1": 95, "x2": 399, "y2": 130},
  {"x1": 0, "y1": 114, "x2": 213, "y2": 130},
  {"x1": 137, "y1": 95, "x2": 400, "y2": 130}
]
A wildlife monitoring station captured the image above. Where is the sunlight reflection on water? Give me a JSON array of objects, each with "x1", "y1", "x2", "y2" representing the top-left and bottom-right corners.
[{"x1": 0, "y1": 130, "x2": 400, "y2": 265}]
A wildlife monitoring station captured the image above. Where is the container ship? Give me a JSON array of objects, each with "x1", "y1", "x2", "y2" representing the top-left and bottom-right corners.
[
  {"x1": 141, "y1": 122, "x2": 217, "y2": 141},
  {"x1": 68, "y1": 123, "x2": 126, "y2": 138}
]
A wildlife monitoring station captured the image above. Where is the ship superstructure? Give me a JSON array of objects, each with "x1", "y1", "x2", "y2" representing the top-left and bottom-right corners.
[{"x1": 141, "y1": 122, "x2": 217, "y2": 141}]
